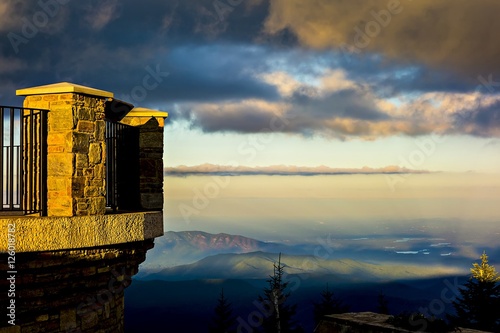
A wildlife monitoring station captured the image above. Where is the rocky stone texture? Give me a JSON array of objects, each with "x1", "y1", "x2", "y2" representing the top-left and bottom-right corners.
[
  {"x1": 314, "y1": 312, "x2": 488, "y2": 333},
  {"x1": 0, "y1": 211, "x2": 163, "y2": 253},
  {"x1": 24, "y1": 93, "x2": 106, "y2": 217},
  {"x1": 0, "y1": 240, "x2": 154, "y2": 333}
]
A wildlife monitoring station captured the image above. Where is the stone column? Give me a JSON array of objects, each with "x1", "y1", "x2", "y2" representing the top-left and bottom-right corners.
[
  {"x1": 138, "y1": 118, "x2": 164, "y2": 210},
  {"x1": 121, "y1": 108, "x2": 168, "y2": 211},
  {"x1": 17, "y1": 83, "x2": 112, "y2": 217}
]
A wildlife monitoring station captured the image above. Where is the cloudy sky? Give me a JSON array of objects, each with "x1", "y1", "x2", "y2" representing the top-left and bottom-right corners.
[{"x1": 2, "y1": 0, "x2": 500, "y2": 172}]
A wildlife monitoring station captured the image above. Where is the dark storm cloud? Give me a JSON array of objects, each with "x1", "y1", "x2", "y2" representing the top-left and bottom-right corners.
[
  {"x1": 127, "y1": 44, "x2": 280, "y2": 103},
  {"x1": 341, "y1": 58, "x2": 479, "y2": 96},
  {"x1": 177, "y1": 102, "x2": 281, "y2": 133},
  {"x1": 290, "y1": 87, "x2": 389, "y2": 121},
  {"x1": 264, "y1": 0, "x2": 500, "y2": 78},
  {"x1": 2, "y1": 0, "x2": 500, "y2": 139},
  {"x1": 0, "y1": 0, "x2": 274, "y2": 105}
]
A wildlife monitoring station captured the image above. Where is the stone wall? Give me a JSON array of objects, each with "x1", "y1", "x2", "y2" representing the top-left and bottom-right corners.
[
  {"x1": 23, "y1": 93, "x2": 106, "y2": 217},
  {"x1": 0, "y1": 211, "x2": 163, "y2": 253},
  {"x1": 0, "y1": 240, "x2": 154, "y2": 333},
  {"x1": 138, "y1": 118, "x2": 164, "y2": 210}
]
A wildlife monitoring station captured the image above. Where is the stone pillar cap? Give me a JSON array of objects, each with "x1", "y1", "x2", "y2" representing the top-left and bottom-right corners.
[
  {"x1": 126, "y1": 107, "x2": 169, "y2": 118},
  {"x1": 16, "y1": 82, "x2": 114, "y2": 98}
]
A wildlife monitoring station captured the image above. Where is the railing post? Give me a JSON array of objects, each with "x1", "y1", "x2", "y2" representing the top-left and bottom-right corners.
[{"x1": 40, "y1": 108, "x2": 48, "y2": 216}]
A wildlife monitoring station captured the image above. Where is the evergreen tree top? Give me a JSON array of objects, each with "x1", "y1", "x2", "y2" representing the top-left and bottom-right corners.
[{"x1": 470, "y1": 251, "x2": 500, "y2": 283}]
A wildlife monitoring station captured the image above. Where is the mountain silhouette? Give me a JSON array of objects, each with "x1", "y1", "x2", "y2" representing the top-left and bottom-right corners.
[
  {"x1": 143, "y1": 251, "x2": 463, "y2": 281},
  {"x1": 138, "y1": 231, "x2": 294, "y2": 272}
]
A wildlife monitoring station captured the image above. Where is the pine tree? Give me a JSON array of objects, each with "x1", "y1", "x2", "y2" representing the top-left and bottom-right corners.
[
  {"x1": 451, "y1": 251, "x2": 500, "y2": 331},
  {"x1": 209, "y1": 288, "x2": 236, "y2": 333},
  {"x1": 471, "y1": 251, "x2": 500, "y2": 283},
  {"x1": 313, "y1": 284, "x2": 349, "y2": 326},
  {"x1": 376, "y1": 291, "x2": 390, "y2": 315},
  {"x1": 257, "y1": 253, "x2": 303, "y2": 333}
]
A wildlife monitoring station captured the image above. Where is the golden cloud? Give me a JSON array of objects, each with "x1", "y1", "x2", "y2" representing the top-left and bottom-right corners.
[{"x1": 264, "y1": 0, "x2": 500, "y2": 76}]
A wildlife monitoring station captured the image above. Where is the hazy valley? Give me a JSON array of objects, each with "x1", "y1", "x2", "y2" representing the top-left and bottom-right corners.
[{"x1": 125, "y1": 229, "x2": 497, "y2": 332}]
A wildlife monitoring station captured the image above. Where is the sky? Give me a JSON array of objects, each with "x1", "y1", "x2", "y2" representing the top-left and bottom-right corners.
[{"x1": 1, "y1": 0, "x2": 500, "y2": 172}]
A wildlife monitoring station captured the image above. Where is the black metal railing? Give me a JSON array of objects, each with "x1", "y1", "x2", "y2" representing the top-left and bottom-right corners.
[
  {"x1": 105, "y1": 120, "x2": 139, "y2": 212},
  {"x1": 1, "y1": 106, "x2": 48, "y2": 215}
]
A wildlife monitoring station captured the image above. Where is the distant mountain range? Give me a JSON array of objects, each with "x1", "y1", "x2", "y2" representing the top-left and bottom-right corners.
[
  {"x1": 128, "y1": 230, "x2": 472, "y2": 332},
  {"x1": 138, "y1": 231, "x2": 467, "y2": 280},
  {"x1": 138, "y1": 231, "x2": 296, "y2": 272},
  {"x1": 141, "y1": 250, "x2": 463, "y2": 282}
]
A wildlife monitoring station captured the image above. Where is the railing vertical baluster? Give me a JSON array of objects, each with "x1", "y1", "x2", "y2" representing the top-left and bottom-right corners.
[
  {"x1": 0, "y1": 106, "x2": 48, "y2": 216},
  {"x1": 40, "y1": 109, "x2": 47, "y2": 216},
  {"x1": 0, "y1": 107, "x2": 4, "y2": 209},
  {"x1": 8, "y1": 108, "x2": 14, "y2": 210},
  {"x1": 106, "y1": 120, "x2": 129, "y2": 212},
  {"x1": 22, "y1": 108, "x2": 27, "y2": 213},
  {"x1": 28, "y1": 109, "x2": 34, "y2": 213}
]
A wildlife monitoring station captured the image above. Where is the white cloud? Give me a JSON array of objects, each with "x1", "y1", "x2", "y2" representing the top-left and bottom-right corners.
[{"x1": 173, "y1": 67, "x2": 500, "y2": 139}]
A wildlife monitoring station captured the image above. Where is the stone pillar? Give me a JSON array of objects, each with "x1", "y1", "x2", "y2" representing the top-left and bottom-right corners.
[
  {"x1": 121, "y1": 108, "x2": 168, "y2": 211},
  {"x1": 17, "y1": 83, "x2": 112, "y2": 217},
  {"x1": 138, "y1": 118, "x2": 164, "y2": 210}
]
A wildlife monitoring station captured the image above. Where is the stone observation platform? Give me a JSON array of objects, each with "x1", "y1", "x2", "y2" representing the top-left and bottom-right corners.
[{"x1": 0, "y1": 82, "x2": 168, "y2": 332}]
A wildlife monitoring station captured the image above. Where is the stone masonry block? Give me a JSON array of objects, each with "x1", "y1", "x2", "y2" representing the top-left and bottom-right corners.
[
  {"x1": 83, "y1": 168, "x2": 94, "y2": 178},
  {"x1": 72, "y1": 133, "x2": 90, "y2": 153},
  {"x1": 27, "y1": 96, "x2": 42, "y2": 102},
  {"x1": 47, "y1": 132, "x2": 68, "y2": 146},
  {"x1": 77, "y1": 120, "x2": 95, "y2": 133},
  {"x1": 84, "y1": 186, "x2": 101, "y2": 197},
  {"x1": 81, "y1": 311, "x2": 99, "y2": 330},
  {"x1": 74, "y1": 106, "x2": 93, "y2": 121},
  {"x1": 88, "y1": 197, "x2": 106, "y2": 215},
  {"x1": 95, "y1": 120, "x2": 105, "y2": 141},
  {"x1": 89, "y1": 143, "x2": 102, "y2": 164},
  {"x1": 76, "y1": 154, "x2": 89, "y2": 169},
  {"x1": 60, "y1": 309, "x2": 77, "y2": 331},
  {"x1": 24, "y1": 99, "x2": 50, "y2": 110},
  {"x1": 48, "y1": 153, "x2": 74, "y2": 177},
  {"x1": 47, "y1": 176, "x2": 71, "y2": 193},
  {"x1": 77, "y1": 200, "x2": 89, "y2": 211},
  {"x1": 43, "y1": 95, "x2": 59, "y2": 101},
  {"x1": 49, "y1": 109, "x2": 74, "y2": 131},
  {"x1": 59, "y1": 93, "x2": 74, "y2": 100},
  {"x1": 50, "y1": 100, "x2": 72, "y2": 106},
  {"x1": 94, "y1": 164, "x2": 105, "y2": 179},
  {"x1": 47, "y1": 146, "x2": 64, "y2": 153},
  {"x1": 72, "y1": 177, "x2": 85, "y2": 197},
  {"x1": 140, "y1": 132, "x2": 163, "y2": 148}
]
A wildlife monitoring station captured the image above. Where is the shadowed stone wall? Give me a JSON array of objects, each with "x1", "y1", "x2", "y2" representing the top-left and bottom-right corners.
[
  {"x1": 0, "y1": 240, "x2": 153, "y2": 333},
  {"x1": 138, "y1": 118, "x2": 164, "y2": 210}
]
